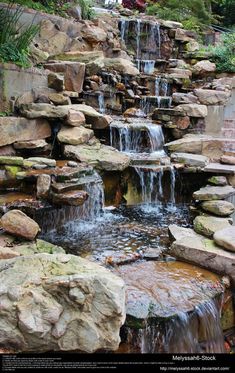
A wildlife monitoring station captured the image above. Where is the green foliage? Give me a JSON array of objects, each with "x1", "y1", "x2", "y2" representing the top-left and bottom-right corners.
[
  {"x1": 212, "y1": 0, "x2": 235, "y2": 27},
  {"x1": 146, "y1": 0, "x2": 215, "y2": 30},
  {"x1": 0, "y1": 1, "x2": 39, "y2": 67},
  {"x1": 76, "y1": 0, "x2": 95, "y2": 20},
  {"x1": 208, "y1": 32, "x2": 235, "y2": 72}
]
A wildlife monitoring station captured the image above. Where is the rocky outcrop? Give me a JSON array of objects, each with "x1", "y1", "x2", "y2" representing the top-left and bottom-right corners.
[
  {"x1": 194, "y1": 89, "x2": 231, "y2": 105},
  {"x1": 86, "y1": 58, "x2": 139, "y2": 76},
  {"x1": 0, "y1": 253, "x2": 125, "y2": 352},
  {"x1": 64, "y1": 143, "x2": 130, "y2": 171},
  {"x1": 214, "y1": 227, "x2": 235, "y2": 253},
  {"x1": 0, "y1": 210, "x2": 40, "y2": 240},
  {"x1": 193, "y1": 215, "x2": 232, "y2": 238}
]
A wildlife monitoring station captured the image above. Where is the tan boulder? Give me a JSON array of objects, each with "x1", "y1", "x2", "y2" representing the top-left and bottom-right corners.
[
  {"x1": 66, "y1": 109, "x2": 85, "y2": 127},
  {"x1": 81, "y1": 25, "x2": 107, "y2": 43},
  {"x1": 57, "y1": 126, "x2": 94, "y2": 145},
  {"x1": 175, "y1": 104, "x2": 208, "y2": 118},
  {"x1": 45, "y1": 62, "x2": 85, "y2": 93},
  {"x1": 193, "y1": 60, "x2": 216, "y2": 76},
  {"x1": 0, "y1": 210, "x2": 40, "y2": 241},
  {"x1": 194, "y1": 89, "x2": 230, "y2": 105}
]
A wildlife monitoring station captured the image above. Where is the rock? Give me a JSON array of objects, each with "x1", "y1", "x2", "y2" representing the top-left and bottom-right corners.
[
  {"x1": 193, "y1": 215, "x2": 231, "y2": 238},
  {"x1": 186, "y1": 40, "x2": 199, "y2": 52},
  {"x1": 175, "y1": 104, "x2": 208, "y2": 118},
  {"x1": 82, "y1": 25, "x2": 106, "y2": 43},
  {"x1": 57, "y1": 126, "x2": 94, "y2": 145},
  {"x1": 201, "y1": 200, "x2": 234, "y2": 217},
  {"x1": 64, "y1": 143, "x2": 130, "y2": 171},
  {"x1": 0, "y1": 156, "x2": 23, "y2": 166},
  {"x1": 214, "y1": 227, "x2": 235, "y2": 252},
  {"x1": 0, "y1": 210, "x2": 40, "y2": 240},
  {"x1": 86, "y1": 58, "x2": 139, "y2": 76},
  {"x1": 19, "y1": 103, "x2": 69, "y2": 119},
  {"x1": 14, "y1": 140, "x2": 48, "y2": 150},
  {"x1": 53, "y1": 51, "x2": 104, "y2": 64},
  {"x1": 161, "y1": 20, "x2": 183, "y2": 28},
  {"x1": 71, "y1": 104, "x2": 111, "y2": 129},
  {"x1": 170, "y1": 236, "x2": 235, "y2": 286},
  {"x1": 221, "y1": 155, "x2": 235, "y2": 165},
  {"x1": 48, "y1": 93, "x2": 71, "y2": 106},
  {"x1": 174, "y1": 116, "x2": 190, "y2": 130},
  {"x1": 45, "y1": 62, "x2": 85, "y2": 94},
  {"x1": 171, "y1": 153, "x2": 209, "y2": 167},
  {"x1": 204, "y1": 162, "x2": 235, "y2": 174},
  {"x1": 208, "y1": 176, "x2": 228, "y2": 186},
  {"x1": 0, "y1": 145, "x2": 16, "y2": 156},
  {"x1": 194, "y1": 89, "x2": 230, "y2": 105},
  {"x1": 0, "y1": 253, "x2": 125, "y2": 352},
  {"x1": 0, "y1": 247, "x2": 20, "y2": 259},
  {"x1": 172, "y1": 92, "x2": 198, "y2": 105},
  {"x1": 48, "y1": 73, "x2": 65, "y2": 91},
  {"x1": 66, "y1": 110, "x2": 85, "y2": 127},
  {"x1": 51, "y1": 190, "x2": 88, "y2": 206},
  {"x1": 0, "y1": 117, "x2": 51, "y2": 147},
  {"x1": 14, "y1": 239, "x2": 65, "y2": 256},
  {"x1": 193, "y1": 185, "x2": 235, "y2": 201},
  {"x1": 67, "y1": 161, "x2": 78, "y2": 168},
  {"x1": 193, "y1": 60, "x2": 216, "y2": 76},
  {"x1": 168, "y1": 225, "x2": 201, "y2": 241},
  {"x1": 30, "y1": 44, "x2": 49, "y2": 64},
  {"x1": 175, "y1": 28, "x2": 195, "y2": 42},
  {"x1": 25, "y1": 158, "x2": 56, "y2": 168},
  {"x1": 36, "y1": 174, "x2": 51, "y2": 199}
]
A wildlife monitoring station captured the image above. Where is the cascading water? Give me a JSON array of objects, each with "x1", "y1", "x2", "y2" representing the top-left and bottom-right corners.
[
  {"x1": 98, "y1": 92, "x2": 105, "y2": 114},
  {"x1": 134, "y1": 167, "x2": 164, "y2": 208}
]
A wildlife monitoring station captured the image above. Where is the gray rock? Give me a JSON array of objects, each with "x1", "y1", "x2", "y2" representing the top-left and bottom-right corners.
[
  {"x1": 201, "y1": 200, "x2": 234, "y2": 217},
  {"x1": 171, "y1": 153, "x2": 209, "y2": 167},
  {"x1": 214, "y1": 227, "x2": 235, "y2": 252},
  {"x1": 193, "y1": 215, "x2": 231, "y2": 238},
  {"x1": 168, "y1": 225, "x2": 201, "y2": 241},
  {"x1": 194, "y1": 89, "x2": 230, "y2": 105},
  {"x1": 208, "y1": 176, "x2": 227, "y2": 186},
  {"x1": 175, "y1": 104, "x2": 208, "y2": 118},
  {"x1": 193, "y1": 185, "x2": 235, "y2": 201},
  {"x1": 37, "y1": 174, "x2": 51, "y2": 199},
  {"x1": 0, "y1": 253, "x2": 125, "y2": 352}
]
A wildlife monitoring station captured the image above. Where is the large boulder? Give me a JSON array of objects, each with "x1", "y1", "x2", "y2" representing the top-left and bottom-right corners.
[
  {"x1": 201, "y1": 200, "x2": 234, "y2": 217},
  {"x1": 175, "y1": 104, "x2": 208, "y2": 118},
  {"x1": 0, "y1": 210, "x2": 40, "y2": 241},
  {"x1": 19, "y1": 103, "x2": 69, "y2": 119},
  {"x1": 0, "y1": 253, "x2": 125, "y2": 352},
  {"x1": 0, "y1": 117, "x2": 51, "y2": 147},
  {"x1": 86, "y1": 58, "x2": 139, "y2": 76},
  {"x1": 71, "y1": 104, "x2": 112, "y2": 129},
  {"x1": 193, "y1": 185, "x2": 235, "y2": 201},
  {"x1": 57, "y1": 126, "x2": 94, "y2": 145},
  {"x1": 194, "y1": 89, "x2": 230, "y2": 105},
  {"x1": 81, "y1": 25, "x2": 107, "y2": 43},
  {"x1": 214, "y1": 227, "x2": 235, "y2": 253},
  {"x1": 193, "y1": 60, "x2": 216, "y2": 76},
  {"x1": 193, "y1": 215, "x2": 231, "y2": 238},
  {"x1": 64, "y1": 143, "x2": 130, "y2": 171}
]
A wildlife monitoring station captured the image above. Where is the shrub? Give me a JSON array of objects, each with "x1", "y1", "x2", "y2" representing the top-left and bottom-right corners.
[
  {"x1": 0, "y1": 1, "x2": 39, "y2": 67},
  {"x1": 208, "y1": 32, "x2": 235, "y2": 73}
]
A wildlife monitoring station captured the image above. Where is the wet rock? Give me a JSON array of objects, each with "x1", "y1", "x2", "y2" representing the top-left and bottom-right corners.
[
  {"x1": 14, "y1": 140, "x2": 48, "y2": 150},
  {"x1": 193, "y1": 215, "x2": 231, "y2": 238},
  {"x1": 170, "y1": 236, "x2": 235, "y2": 286},
  {"x1": 72, "y1": 104, "x2": 112, "y2": 129},
  {"x1": 193, "y1": 185, "x2": 235, "y2": 201},
  {"x1": 175, "y1": 104, "x2": 208, "y2": 118},
  {"x1": 0, "y1": 210, "x2": 40, "y2": 241},
  {"x1": 193, "y1": 60, "x2": 216, "y2": 76},
  {"x1": 67, "y1": 161, "x2": 78, "y2": 168},
  {"x1": 36, "y1": 174, "x2": 51, "y2": 199},
  {"x1": 48, "y1": 93, "x2": 71, "y2": 106},
  {"x1": 168, "y1": 225, "x2": 201, "y2": 242},
  {"x1": 0, "y1": 253, "x2": 125, "y2": 352},
  {"x1": 171, "y1": 153, "x2": 209, "y2": 167},
  {"x1": 201, "y1": 200, "x2": 234, "y2": 217},
  {"x1": 208, "y1": 176, "x2": 227, "y2": 186},
  {"x1": 48, "y1": 72, "x2": 65, "y2": 92},
  {"x1": 214, "y1": 227, "x2": 235, "y2": 253},
  {"x1": 51, "y1": 190, "x2": 88, "y2": 206},
  {"x1": 57, "y1": 126, "x2": 94, "y2": 146},
  {"x1": 45, "y1": 62, "x2": 85, "y2": 94},
  {"x1": 0, "y1": 117, "x2": 51, "y2": 147},
  {"x1": 194, "y1": 89, "x2": 230, "y2": 105},
  {"x1": 0, "y1": 156, "x2": 23, "y2": 166},
  {"x1": 221, "y1": 155, "x2": 235, "y2": 165},
  {"x1": 64, "y1": 143, "x2": 130, "y2": 171}
]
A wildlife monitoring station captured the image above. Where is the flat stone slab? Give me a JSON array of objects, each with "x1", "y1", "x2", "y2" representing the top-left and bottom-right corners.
[
  {"x1": 171, "y1": 152, "x2": 209, "y2": 167},
  {"x1": 193, "y1": 215, "x2": 232, "y2": 238},
  {"x1": 193, "y1": 185, "x2": 235, "y2": 201},
  {"x1": 204, "y1": 163, "x2": 235, "y2": 174},
  {"x1": 170, "y1": 236, "x2": 235, "y2": 286},
  {"x1": 214, "y1": 227, "x2": 235, "y2": 253},
  {"x1": 221, "y1": 155, "x2": 235, "y2": 165},
  {"x1": 168, "y1": 224, "x2": 201, "y2": 241},
  {"x1": 208, "y1": 176, "x2": 228, "y2": 186}
]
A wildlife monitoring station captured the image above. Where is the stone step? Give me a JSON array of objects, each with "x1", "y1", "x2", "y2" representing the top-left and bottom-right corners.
[
  {"x1": 204, "y1": 163, "x2": 235, "y2": 174},
  {"x1": 51, "y1": 175, "x2": 102, "y2": 194}
]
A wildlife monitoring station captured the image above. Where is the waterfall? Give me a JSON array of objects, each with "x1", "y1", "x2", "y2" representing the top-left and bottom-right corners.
[
  {"x1": 155, "y1": 77, "x2": 161, "y2": 96},
  {"x1": 125, "y1": 298, "x2": 225, "y2": 353},
  {"x1": 170, "y1": 166, "x2": 176, "y2": 205},
  {"x1": 110, "y1": 119, "x2": 164, "y2": 153},
  {"x1": 39, "y1": 173, "x2": 105, "y2": 233},
  {"x1": 136, "y1": 19, "x2": 141, "y2": 59},
  {"x1": 136, "y1": 60, "x2": 155, "y2": 74},
  {"x1": 120, "y1": 19, "x2": 127, "y2": 42},
  {"x1": 98, "y1": 92, "x2": 105, "y2": 114},
  {"x1": 134, "y1": 167, "x2": 164, "y2": 207}
]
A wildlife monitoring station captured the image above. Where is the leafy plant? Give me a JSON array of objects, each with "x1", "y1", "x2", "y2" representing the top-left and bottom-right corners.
[
  {"x1": 0, "y1": 1, "x2": 39, "y2": 67},
  {"x1": 76, "y1": 0, "x2": 95, "y2": 20},
  {"x1": 207, "y1": 31, "x2": 235, "y2": 72}
]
